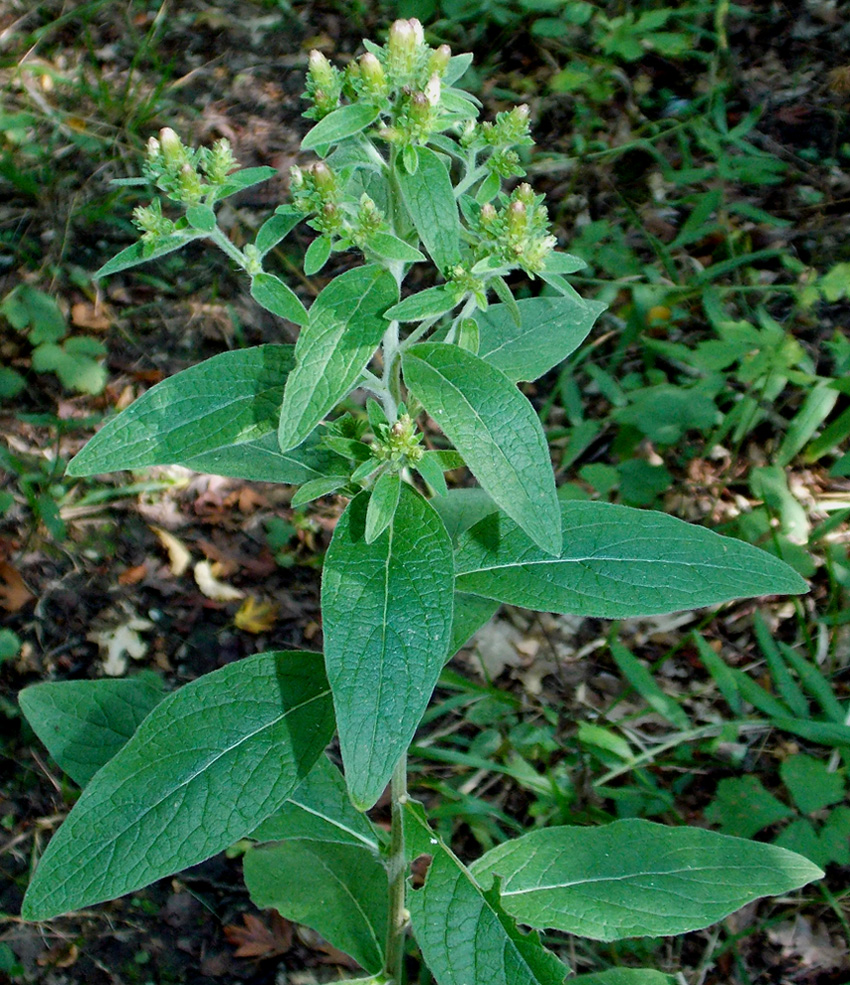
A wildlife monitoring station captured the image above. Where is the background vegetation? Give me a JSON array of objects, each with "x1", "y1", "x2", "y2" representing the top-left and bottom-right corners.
[{"x1": 1, "y1": 1, "x2": 848, "y2": 983}]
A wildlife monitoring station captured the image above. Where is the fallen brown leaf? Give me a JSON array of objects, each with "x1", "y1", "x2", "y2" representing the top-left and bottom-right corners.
[
  {"x1": 70, "y1": 301, "x2": 110, "y2": 331},
  {"x1": 234, "y1": 596, "x2": 278, "y2": 634},
  {"x1": 118, "y1": 563, "x2": 148, "y2": 585},
  {"x1": 0, "y1": 561, "x2": 34, "y2": 612},
  {"x1": 224, "y1": 911, "x2": 292, "y2": 959}
]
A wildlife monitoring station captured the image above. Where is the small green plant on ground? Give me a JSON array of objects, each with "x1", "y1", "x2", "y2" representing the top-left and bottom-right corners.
[{"x1": 19, "y1": 20, "x2": 821, "y2": 985}]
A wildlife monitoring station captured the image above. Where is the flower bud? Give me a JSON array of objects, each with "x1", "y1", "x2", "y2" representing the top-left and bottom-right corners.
[
  {"x1": 360, "y1": 52, "x2": 386, "y2": 93},
  {"x1": 429, "y1": 44, "x2": 451, "y2": 76},
  {"x1": 516, "y1": 182, "x2": 535, "y2": 206},
  {"x1": 480, "y1": 203, "x2": 497, "y2": 224},
  {"x1": 507, "y1": 200, "x2": 527, "y2": 235},
  {"x1": 290, "y1": 165, "x2": 304, "y2": 188},
  {"x1": 159, "y1": 127, "x2": 183, "y2": 167},
  {"x1": 515, "y1": 103, "x2": 530, "y2": 121},
  {"x1": 409, "y1": 91, "x2": 431, "y2": 126},
  {"x1": 308, "y1": 49, "x2": 334, "y2": 89},
  {"x1": 146, "y1": 136, "x2": 161, "y2": 160},
  {"x1": 389, "y1": 18, "x2": 415, "y2": 57},
  {"x1": 424, "y1": 72, "x2": 441, "y2": 107},
  {"x1": 311, "y1": 161, "x2": 336, "y2": 195},
  {"x1": 408, "y1": 18, "x2": 425, "y2": 45}
]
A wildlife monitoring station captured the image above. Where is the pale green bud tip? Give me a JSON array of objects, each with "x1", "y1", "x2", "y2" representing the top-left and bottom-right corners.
[
  {"x1": 389, "y1": 18, "x2": 415, "y2": 52},
  {"x1": 290, "y1": 165, "x2": 304, "y2": 187},
  {"x1": 481, "y1": 203, "x2": 497, "y2": 221},
  {"x1": 360, "y1": 52, "x2": 386, "y2": 89},
  {"x1": 409, "y1": 18, "x2": 425, "y2": 44},
  {"x1": 311, "y1": 161, "x2": 334, "y2": 190},
  {"x1": 309, "y1": 49, "x2": 327, "y2": 70},
  {"x1": 515, "y1": 104, "x2": 530, "y2": 120},
  {"x1": 146, "y1": 136, "x2": 160, "y2": 158},
  {"x1": 430, "y1": 44, "x2": 451, "y2": 75},
  {"x1": 159, "y1": 127, "x2": 182, "y2": 163}
]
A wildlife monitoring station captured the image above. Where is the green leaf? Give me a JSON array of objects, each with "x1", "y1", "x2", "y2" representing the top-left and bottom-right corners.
[
  {"x1": 367, "y1": 232, "x2": 426, "y2": 263},
  {"x1": 94, "y1": 234, "x2": 199, "y2": 279},
  {"x1": 405, "y1": 802, "x2": 567, "y2": 985},
  {"x1": 250, "y1": 755, "x2": 380, "y2": 850},
  {"x1": 365, "y1": 472, "x2": 401, "y2": 544},
  {"x1": 278, "y1": 264, "x2": 397, "y2": 453},
  {"x1": 255, "y1": 210, "x2": 304, "y2": 255},
  {"x1": 704, "y1": 776, "x2": 794, "y2": 838},
  {"x1": 322, "y1": 486, "x2": 454, "y2": 810},
  {"x1": 470, "y1": 819, "x2": 822, "y2": 942},
  {"x1": 607, "y1": 638, "x2": 690, "y2": 730},
  {"x1": 431, "y1": 487, "x2": 498, "y2": 543},
  {"x1": 21, "y1": 651, "x2": 335, "y2": 920},
  {"x1": 780, "y1": 755, "x2": 846, "y2": 814},
  {"x1": 290, "y1": 475, "x2": 349, "y2": 507},
  {"x1": 384, "y1": 285, "x2": 456, "y2": 322},
  {"x1": 182, "y1": 429, "x2": 346, "y2": 485},
  {"x1": 185, "y1": 204, "x2": 216, "y2": 232},
  {"x1": 449, "y1": 593, "x2": 500, "y2": 657},
  {"x1": 213, "y1": 165, "x2": 278, "y2": 201},
  {"x1": 415, "y1": 451, "x2": 449, "y2": 496},
  {"x1": 570, "y1": 973, "x2": 674, "y2": 985},
  {"x1": 302, "y1": 103, "x2": 382, "y2": 151},
  {"x1": 476, "y1": 296, "x2": 607, "y2": 383},
  {"x1": 0, "y1": 366, "x2": 26, "y2": 399},
  {"x1": 32, "y1": 342, "x2": 107, "y2": 395},
  {"x1": 454, "y1": 500, "x2": 807, "y2": 617},
  {"x1": 0, "y1": 628, "x2": 21, "y2": 662},
  {"x1": 251, "y1": 272, "x2": 309, "y2": 326},
  {"x1": 396, "y1": 146, "x2": 462, "y2": 272},
  {"x1": 68, "y1": 346, "x2": 295, "y2": 476},
  {"x1": 403, "y1": 343, "x2": 561, "y2": 556},
  {"x1": 304, "y1": 234, "x2": 332, "y2": 275},
  {"x1": 19, "y1": 675, "x2": 165, "y2": 787},
  {"x1": 244, "y1": 838, "x2": 387, "y2": 973},
  {"x1": 543, "y1": 252, "x2": 587, "y2": 275}
]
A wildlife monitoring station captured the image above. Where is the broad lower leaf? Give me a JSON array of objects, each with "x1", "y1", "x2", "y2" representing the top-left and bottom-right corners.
[
  {"x1": 251, "y1": 272, "x2": 309, "y2": 326},
  {"x1": 278, "y1": 264, "x2": 398, "y2": 453},
  {"x1": 449, "y1": 593, "x2": 500, "y2": 658},
  {"x1": 19, "y1": 675, "x2": 165, "y2": 787},
  {"x1": 569, "y1": 971, "x2": 675, "y2": 985},
  {"x1": 476, "y1": 296, "x2": 607, "y2": 383},
  {"x1": 182, "y1": 429, "x2": 346, "y2": 485},
  {"x1": 455, "y1": 500, "x2": 807, "y2": 617},
  {"x1": 250, "y1": 755, "x2": 380, "y2": 850},
  {"x1": 431, "y1": 488, "x2": 498, "y2": 543},
  {"x1": 68, "y1": 346, "x2": 295, "y2": 476},
  {"x1": 322, "y1": 486, "x2": 454, "y2": 810},
  {"x1": 470, "y1": 819, "x2": 823, "y2": 942},
  {"x1": 405, "y1": 802, "x2": 567, "y2": 985},
  {"x1": 22, "y1": 651, "x2": 334, "y2": 920},
  {"x1": 302, "y1": 103, "x2": 382, "y2": 151},
  {"x1": 397, "y1": 147, "x2": 462, "y2": 273},
  {"x1": 244, "y1": 838, "x2": 387, "y2": 973},
  {"x1": 94, "y1": 234, "x2": 200, "y2": 279},
  {"x1": 403, "y1": 343, "x2": 561, "y2": 556}
]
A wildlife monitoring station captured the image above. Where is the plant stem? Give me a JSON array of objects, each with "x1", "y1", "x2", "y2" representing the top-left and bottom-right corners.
[{"x1": 384, "y1": 752, "x2": 408, "y2": 984}]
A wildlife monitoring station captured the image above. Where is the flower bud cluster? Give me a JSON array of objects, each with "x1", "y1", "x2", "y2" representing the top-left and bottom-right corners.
[
  {"x1": 143, "y1": 129, "x2": 239, "y2": 207},
  {"x1": 446, "y1": 264, "x2": 488, "y2": 309},
  {"x1": 371, "y1": 413, "x2": 424, "y2": 469},
  {"x1": 132, "y1": 198, "x2": 175, "y2": 242},
  {"x1": 473, "y1": 183, "x2": 556, "y2": 275},
  {"x1": 290, "y1": 162, "x2": 343, "y2": 233},
  {"x1": 304, "y1": 50, "x2": 343, "y2": 120}
]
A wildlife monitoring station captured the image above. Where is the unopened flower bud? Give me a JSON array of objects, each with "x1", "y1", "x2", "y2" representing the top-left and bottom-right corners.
[
  {"x1": 516, "y1": 182, "x2": 535, "y2": 206},
  {"x1": 360, "y1": 52, "x2": 386, "y2": 92},
  {"x1": 480, "y1": 203, "x2": 497, "y2": 224},
  {"x1": 389, "y1": 18, "x2": 415, "y2": 56},
  {"x1": 311, "y1": 161, "x2": 335, "y2": 195},
  {"x1": 429, "y1": 44, "x2": 451, "y2": 76},
  {"x1": 424, "y1": 72, "x2": 441, "y2": 107},
  {"x1": 409, "y1": 91, "x2": 431, "y2": 125},
  {"x1": 159, "y1": 127, "x2": 183, "y2": 167},
  {"x1": 515, "y1": 104, "x2": 530, "y2": 121},
  {"x1": 408, "y1": 18, "x2": 425, "y2": 45},
  {"x1": 146, "y1": 136, "x2": 161, "y2": 160},
  {"x1": 507, "y1": 200, "x2": 527, "y2": 234},
  {"x1": 308, "y1": 49, "x2": 334, "y2": 88},
  {"x1": 290, "y1": 165, "x2": 304, "y2": 188}
]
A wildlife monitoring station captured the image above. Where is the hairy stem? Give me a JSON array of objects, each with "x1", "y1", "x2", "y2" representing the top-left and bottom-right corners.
[{"x1": 384, "y1": 753, "x2": 408, "y2": 984}]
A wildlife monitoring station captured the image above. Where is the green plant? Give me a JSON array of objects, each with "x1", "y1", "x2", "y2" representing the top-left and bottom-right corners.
[{"x1": 18, "y1": 21, "x2": 821, "y2": 984}]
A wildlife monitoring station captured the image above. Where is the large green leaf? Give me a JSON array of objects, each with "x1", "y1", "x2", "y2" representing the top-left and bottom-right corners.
[
  {"x1": 431, "y1": 488, "x2": 498, "y2": 543},
  {"x1": 250, "y1": 272, "x2": 309, "y2": 326},
  {"x1": 301, "y1": 103, "x2": 382, "y2": 151},
  {"x1": 250, "y1": 755, "x2": 380, "y2": 850},
  {"x1": 476, "y1": 296, "x2": 607, "y2": 383},
  {"x1": 182, "y1": 429, "x2": 346, "y2": 484},
  {"x1": 405, "y1": 802, "x2": 567, "y2": 985},
  {"x1": 22, "y1": 651, "x2": 334, "y2": 920},
  {"x1": 449, "y1": 593, "x2": 500, "y2": 658},
  {"x1": 67, "y1": 346, "x2": 295, "y2": 476},
  {"x1": 470, "y1": 819, "x2": 823, "y2": 941},
  {"x1": 278, "y1": 265, "x2": 398, "y2": 452},
  {"x1": 322, "y1": 485, "x2": 454, "y2": 810},
  {"x1": 396, "y1": 147, "x2": 462, "y2": 273},
  {"x1": 569, "y1": 972, "x2": 675, "y2": 985},
  {"x1": 244, "y1": 838, "x2": 387, "y2": 973},
  {"x1": 455, "y1": 501, "x2": 807, "y2": 617},
  {"x1": 94, "y1": 234, "x2": 201, "y2": 279},
  {"x1": 19, "y1": 675, "x2": 165, "y2": 787},
  {"x1": 403, "y1": 343, "x2": 561, "y2": 556}
]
